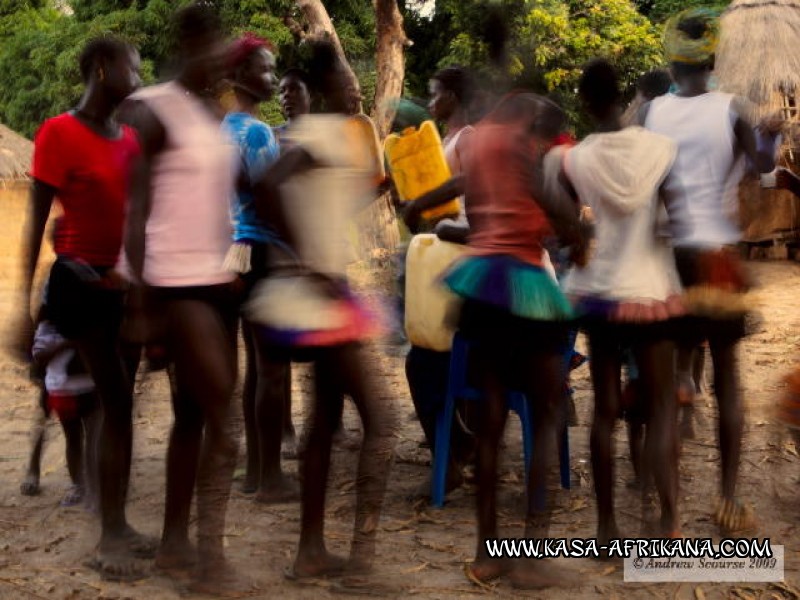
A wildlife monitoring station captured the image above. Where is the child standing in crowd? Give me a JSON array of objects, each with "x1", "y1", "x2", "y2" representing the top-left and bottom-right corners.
[{"x1": 31, "y1": 304, "x2": 101, "y2": 509}]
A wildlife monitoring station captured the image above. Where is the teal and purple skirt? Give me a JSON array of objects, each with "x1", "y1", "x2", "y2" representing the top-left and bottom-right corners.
[{"x1": 442, "y1": 254, "x2": 573, "y2": 352}]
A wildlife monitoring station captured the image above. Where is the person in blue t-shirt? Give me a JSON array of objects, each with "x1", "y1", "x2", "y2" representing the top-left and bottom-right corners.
[{"x1": 222, "y1": 33, "x2": 298, "y2": 504}]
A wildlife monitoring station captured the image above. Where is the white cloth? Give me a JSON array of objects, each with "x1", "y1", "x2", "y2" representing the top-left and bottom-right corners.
[
  {"x1": 32, "y1": 322, "x2": 94, "y2": 396},
  {"x1": 131, "y1": 82, "x2": 237, "y2": 287},
  {"x1": 280, "y1": 114, "x2": 376, "y2": 277},
  {"x1": 437, "y1": 125, "x2": 472, "y2": 228},
  {"x1": 644, "y1": 92, "x2": 744, "y2": 248},
  {"x1": 562, "y1": 127, "x2": 681, "y2": 302}
]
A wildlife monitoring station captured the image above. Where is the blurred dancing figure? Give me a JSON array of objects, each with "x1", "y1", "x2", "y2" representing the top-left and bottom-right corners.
[
  {"x1": 122, "y1": 3, "x2": 247, "y2": 594},
  {"x1": 642, "y1": 8, "x2": 775, "y2": 534},
  {"x1": 442, "y1": 93, "x2": 586, "y2": 589},
  {"x1": 563, "y1": 60, "x2": 683, "y2": 540},
  {"x1": 247, "y1": 41, "x2": 396, "y2": 579},
  {"x1": 11, "y1": 36, "x2": 147, "y2": 579}
]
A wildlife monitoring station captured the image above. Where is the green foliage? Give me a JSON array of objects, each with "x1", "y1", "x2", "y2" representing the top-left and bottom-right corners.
[
  {"x1": 635, "y1": 0, "x2": 730, "y2": 22},
  {"x1": 404, "y1": 0, "x2": 663, "y2": 133},
  {"x1": 0, "y1": 0, "x2": 672, "y2": 137}
]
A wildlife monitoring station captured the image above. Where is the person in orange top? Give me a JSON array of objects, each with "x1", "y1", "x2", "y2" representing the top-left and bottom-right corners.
[{"x1": 443, "y1": 93, "x2": 587, "y2": 588}]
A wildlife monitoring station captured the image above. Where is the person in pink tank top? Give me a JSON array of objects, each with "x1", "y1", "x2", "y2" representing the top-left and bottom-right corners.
[{"x1": 120, "y1": 3, "x2": 246, "y2": 595}]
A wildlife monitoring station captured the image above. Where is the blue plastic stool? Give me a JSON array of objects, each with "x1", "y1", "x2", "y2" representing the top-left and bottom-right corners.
[{"x1": 431, "y1": 333, "x2": 571, "y2": 508}]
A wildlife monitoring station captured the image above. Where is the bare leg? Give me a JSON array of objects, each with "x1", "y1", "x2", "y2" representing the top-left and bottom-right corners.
[
  {"x1": 82, "y1": 400, "x2": 101, "y2": 513},
  {"x1": 21, "y1": 388, "x2": 48, "y2": 496},
  {"x1": 469, "y1": 344, "x2": 511, "y2": 582},
  {"x1": 240, "y1": 318, "x2": 259, "y2": 494},
  {"x1": 513, "y1": 348, "x2": 575, "y2": 589},
  {"x1": 60, "y1": 415, "x2": 85, "y2": 506},
  {"x1": 159, "y1": 298, "x2": 244, "y2": 594},
  {"x1": 634, "y1": 340, "x2": 679, "y2": 536},
  {"x1": 282, "y1": 376, "x2": 297, "y2": 458},
  {"x1": 293, "y1": 350, "x2": 347, "y2": 578},
  {"x1": 709, "y1": 336, "x2": 752, "y2": 532},
  {"x1": 156, "y1": 365, "x2": 203, "y2": 574},
  {"x1": 76, "y1": 326, "x2": 155, "y2": 580},
  {"x1": 333, "y1": 344, "x2": 396, "y2": 573},
  {"x1": 587, "y1": 332, "x2": 622, "y2": 547},
  {"x1": 245, "y1": 320, "x2": 298, "y2": 504}
]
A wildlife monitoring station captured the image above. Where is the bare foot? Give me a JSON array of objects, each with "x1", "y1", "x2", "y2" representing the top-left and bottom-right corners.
[
  {"x1": 189, "y1": 560, "x2": 256, "y2": 598},
  {"x1": 464, "y1": 558, "x2": 511, "y2": 585},
  {"x1": 254, "y1": 477, "x2": 300, "y2": 505},
  {"x1": 20, "y1": 473, "x2": 41, "y2": 496},
  {"x1": 60, "y1": 484, "x2": 85, "y2": 507},
  {"x1": 290, "y1": 550, "x2": 347, "y2": 579},
  {"x1": 118, "y1": 526, "x2": 158, "y2": 559},
  {"x1": 87, "y1": 536, "x2": 151, "y2": 582},
  {"x1": 509, "y1": 560, "x2": 575, "y2": 589},
  {"x1": 155, "y1": 540, "x2": 197, "y2": 580},
  {"x1": 593, "y1": 522, "x2": 621, "y2": 561}
]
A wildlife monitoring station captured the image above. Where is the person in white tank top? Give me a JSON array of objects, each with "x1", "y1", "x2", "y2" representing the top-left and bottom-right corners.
[
  {"x1": 640, "y1": 8, "x2": 775, "y2": 535},
  {"x1": 401, "y1": 67, "x2": 474, "y2": 240},
  {"x1": 121, "y1": 4, "x2": 247, "y2": 595}
]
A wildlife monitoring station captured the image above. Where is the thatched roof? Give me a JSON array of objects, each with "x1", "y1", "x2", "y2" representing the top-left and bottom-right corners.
[
  {"x1": 716, "y1": 0, "x2": 800, "y2": 114},
  {"x1": 0, "y1": 124, "x2": 32, "y2": 180}
]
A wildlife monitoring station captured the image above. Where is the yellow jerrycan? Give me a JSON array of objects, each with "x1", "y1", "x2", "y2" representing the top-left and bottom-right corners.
[
  {"x1": 404, "y1": 234, "x2": 466, "y2": 352},
  {"x1": 384, "y1": 120, "x2": 461, "y2": 221}
]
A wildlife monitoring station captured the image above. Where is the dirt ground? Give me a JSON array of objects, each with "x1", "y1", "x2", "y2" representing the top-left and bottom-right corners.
[{"x1": 0, "y1": 192, "x2": 798, "y2": 600}]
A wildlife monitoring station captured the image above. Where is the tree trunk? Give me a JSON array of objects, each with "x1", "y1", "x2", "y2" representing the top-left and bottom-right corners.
[
  {"x1": 295, "y1": 0, "x2": 361, "y2": 109},
  {"x1": 372, "y1": 0, "x2": 408, "y2": 140},
  {"x1": 294, "y1": 0, "x2": 404, "y2": 259},
  {"x1": 357, "y1": 0, "x2": 408, "y2": 259}
]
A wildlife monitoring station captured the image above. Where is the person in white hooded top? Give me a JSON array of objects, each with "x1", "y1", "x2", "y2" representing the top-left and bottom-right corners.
[{"x1": 559, "y1": 59, "x2": 684, "y2": 543}]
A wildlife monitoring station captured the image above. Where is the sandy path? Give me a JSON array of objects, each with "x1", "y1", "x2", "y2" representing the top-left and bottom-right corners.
[{"x1": 0, "y1": 192, "x2": 798, "y2": 599}]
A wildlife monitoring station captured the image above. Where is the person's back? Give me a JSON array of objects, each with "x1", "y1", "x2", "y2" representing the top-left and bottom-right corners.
[
  {"x1": 645, "y1": 91, "x2": 742, "y2": 248},
  {"x1": 465, "y1": 120, "x2": 551, "y2": 267},
  {"x1": 563, "y1": 125, "x2": 678, "y2": 304}
]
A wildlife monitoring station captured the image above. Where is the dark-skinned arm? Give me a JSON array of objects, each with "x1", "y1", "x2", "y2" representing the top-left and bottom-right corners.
[
  {"x1": 117, "y1": 99, "x2": 165, "y2": 345},
  {"x1": 9, "y1": 180, "x2": 55, "y2": 361},
  {"x1": 400, "y1": 175, "x2": 464, "y2": 233},
  {"x1": 434, "y1": 220, "x2": 470, "y2": 245},
  {"x1": 252, "y1": 145, "x2": 319, "y2": 249},
  {"x1": 118, "y1": 99, "x2": 165, "y2": 282},
  {"x1": 526, "y1": 145, "x2": 590, "y2": 266}
]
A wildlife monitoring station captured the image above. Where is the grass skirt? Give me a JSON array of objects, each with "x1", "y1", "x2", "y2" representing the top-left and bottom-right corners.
[
  {"x1": 442, "y1": 255, "x2": 573, "y2": 322},
  {"x1": 244, "y1": 273, "x2": 383, "y2": 349}
]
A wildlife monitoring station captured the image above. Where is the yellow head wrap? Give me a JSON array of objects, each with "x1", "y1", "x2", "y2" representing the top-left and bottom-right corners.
[{"x1": 664, "y1": 8, "x2": 721, "y2": 66}]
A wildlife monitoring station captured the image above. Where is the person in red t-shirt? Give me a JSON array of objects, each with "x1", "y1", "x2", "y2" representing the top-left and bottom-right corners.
[{"x1": 10, "y1": 36, "x2": 149, "y2": 580}]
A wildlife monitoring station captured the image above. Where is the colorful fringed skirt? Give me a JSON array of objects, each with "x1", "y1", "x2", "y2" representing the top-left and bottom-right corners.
[
  {"x1": 244, "y1": 272, "x2": 383, "y2": 360},
  {"x1": 570, "y1": 294, "x2": 687, "y2": 343},
  {"x1": 673, "y1": 246, "x2": 756, "y2": 343},
  {"x1": 442, "y1": 254, "x2": 572, "y2": 353}
]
